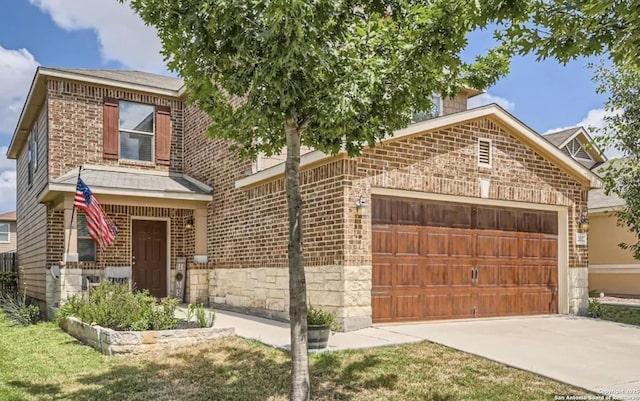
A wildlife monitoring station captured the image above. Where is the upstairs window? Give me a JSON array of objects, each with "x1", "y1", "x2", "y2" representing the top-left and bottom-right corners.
[
  {"x1": 32, "y1": 121, "x2": 38, "y2": 171},
  {"x1": 103, "y1": 98, "x2": 171, "y2": 165},
  {"x1": 412, "y1": 95, "x2": 443, "y2": 123},
  {"x1": 27, "y1": 140, "x2": 33, "y2": 187},
  {"x1": 0, "y1": 223, "x2": 9, "y2": 243},
  {"x1": 77, "y1": 213, "x2": 96, "y2": 262},
  {"x1": 478, "y1": 138, "x2": 492, "y2": 167},
  {"x1": 119, "y1": 101, "x2": 155, "y2": 162}
]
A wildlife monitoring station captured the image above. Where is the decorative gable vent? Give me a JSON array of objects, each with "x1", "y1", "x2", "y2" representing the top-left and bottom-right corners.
[
  {"x1": 478, "y1": 138, "x2": 492, "y2": 167},
  {"x1": 563, "y1": 138, "x2": 592, "y2": 160}
]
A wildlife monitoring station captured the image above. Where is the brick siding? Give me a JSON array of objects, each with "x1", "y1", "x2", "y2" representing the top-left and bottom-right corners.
[
  {"x1": 46, "y1": 79, "x2": 184, "y2": 178},
  {"x1": 184, "y1": 108, "x2": 588, "y2": 273},
  {"x1": 47, "y1": 205, "x2": 194, "y2": 272}
]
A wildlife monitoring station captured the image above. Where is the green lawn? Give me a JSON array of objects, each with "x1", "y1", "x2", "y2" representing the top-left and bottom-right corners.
[
  {"x1": 0, "y1": 312, "x2": 590, "y2": 401},
  {"x1": 600, "y1": 303, "x2": 640, "y2": 326}
]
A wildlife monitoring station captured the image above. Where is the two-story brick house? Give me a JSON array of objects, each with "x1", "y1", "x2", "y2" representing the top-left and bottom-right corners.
[{"x1": 8, "y1": 67, "x2": 601, "y2": 330}]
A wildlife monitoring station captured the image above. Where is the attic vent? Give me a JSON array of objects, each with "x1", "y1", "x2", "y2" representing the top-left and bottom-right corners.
[
  {"x1": 564, "y1": 138, "x2": 592, "y2": 160},
  {"x1": 478, "y1": 138, "x2": 492, "y2": 167}
]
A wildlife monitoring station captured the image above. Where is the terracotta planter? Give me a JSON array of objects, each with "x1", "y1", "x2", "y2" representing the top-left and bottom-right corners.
[{"x1": 308, "y1": 325, "x2": 331, "y2": 349}]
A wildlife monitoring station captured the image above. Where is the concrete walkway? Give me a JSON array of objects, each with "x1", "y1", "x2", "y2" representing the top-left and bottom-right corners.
[{"x1": 211, "y1": 310, "x2": 640, "y2": 397}]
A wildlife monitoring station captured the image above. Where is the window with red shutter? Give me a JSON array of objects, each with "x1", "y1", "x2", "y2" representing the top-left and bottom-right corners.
[
  {"x1": 155, "y1": 106, "x2": 171, "y2": 165},
  {"x1": 119, "y1": 101, "x2": 155, "y2": 162},
  {"x1": 103, "y1": 97, "x2": 119, "y2": 160}
]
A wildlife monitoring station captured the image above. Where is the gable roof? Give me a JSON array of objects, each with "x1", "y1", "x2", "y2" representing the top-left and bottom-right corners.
[
  {"x1": 543, "y1": 126, "x2": 607, "y2": 169},
  {"x1": 544, "y1": 127, "x2": 582, "y2": 147},
  {"x1": 0, "y1": 211, "x2": 16, "y2": 221},
  {"x1": 236, "y1": 104, "x2": 603, "y2": 189},
  {"x1": 7, "y1": 67, "x2": 186, "y2": 160},
  {"x1": 48, "y1": 68, "x2": 184, "y2": 92}
]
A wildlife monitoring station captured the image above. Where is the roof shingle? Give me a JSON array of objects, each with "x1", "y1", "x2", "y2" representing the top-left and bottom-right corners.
[
  {"x1": 53, "y1": 167, "x2": 211, "y2": 196},
  {"x1": 543, "y1": 127, "x2": 581, "y2": 147},
  {"x1": 48, "y1": 68, "x2": 184, "y2": 92}
]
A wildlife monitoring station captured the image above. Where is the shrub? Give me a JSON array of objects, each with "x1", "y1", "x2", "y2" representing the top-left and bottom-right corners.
[
  {"x1": 56, "y1": 281, "x2": 179, "y2": 331},
  {"x1": 588, "y1": 297, "x2": 603, "y2": 318},
  {"x1": 0, "y1": 271, "x2": 18, "y2": 293},
  {"x1": 0, "y1": 287, "x2": 40, "y2": 326},
  {"x1": 307, "y1": 305, "x2": 337, "y2": 328},
  {"x1": 185, "y1": 303, "x2": 215, "y2": 328}
]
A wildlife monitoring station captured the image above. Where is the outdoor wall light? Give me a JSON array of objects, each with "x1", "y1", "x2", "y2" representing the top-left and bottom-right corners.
[
  {"x1": 185, "y1": 216, "x2": 194, "y2": 230},
  {"x1": 355, "y1": 196, "x2": 367, "y2": 216},
  {"x1": 578, "y1": 212, "x2": 589, "y2": 232}
]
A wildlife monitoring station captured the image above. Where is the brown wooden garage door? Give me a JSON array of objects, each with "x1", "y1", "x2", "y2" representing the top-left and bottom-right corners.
[{"x1": 372, "y1": 196, "x2": 558, "y2": 323}]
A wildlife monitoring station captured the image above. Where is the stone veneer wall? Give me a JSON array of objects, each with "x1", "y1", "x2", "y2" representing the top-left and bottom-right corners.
[
  {"x1": 61, "y1": 317, "x2": 234, "y2": 355},
  {"x1": 210, "y1": 265, "x2": 371, "y2": 331},
  {"x1": 570, "y1": 268, "x2": 589, "y2": 315},
  {"x1": 186, "y1": 267, "x2": 209, "y2": 304}
]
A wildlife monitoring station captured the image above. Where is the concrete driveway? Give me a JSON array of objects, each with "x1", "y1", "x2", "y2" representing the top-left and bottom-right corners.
[
  {"x1": 214, "y1": 311, "x2": 640, "y2": 397},
  {"x1": 382, "y1": 316, "x2": 640, "y2": 397}
]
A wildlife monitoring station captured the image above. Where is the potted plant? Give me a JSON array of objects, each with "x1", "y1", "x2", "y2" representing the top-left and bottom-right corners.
[{"x1": 307, "y1": 305, "x2": 337, "y2": 350}]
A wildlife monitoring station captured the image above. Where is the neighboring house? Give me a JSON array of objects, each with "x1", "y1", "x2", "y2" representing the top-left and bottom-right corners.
[
  {"x1": 544, "y1": 127, "x2": 640, "y2": 297},
  {"x1": 0, "y1": 211, "x2": 17, "y2": 253},
  {"x1": 7, "y1": 67, "x2": 601, "y2": 330},
  {"x1": 588, "y1": 161, "x2": 640, "y2": 296}
]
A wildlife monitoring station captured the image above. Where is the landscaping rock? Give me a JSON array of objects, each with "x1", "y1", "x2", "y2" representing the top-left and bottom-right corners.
[{"x1": 60, "y1": 317, "x2": 234, "y2": 355}]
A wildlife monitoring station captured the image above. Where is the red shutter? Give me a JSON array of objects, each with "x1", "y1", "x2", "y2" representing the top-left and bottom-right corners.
[
  {"x1": 155, "y1": 106, "x2": 171, "y2": 165},
  {"x1": 103, "y1": 97, "x2": 119, "y2": 160}
]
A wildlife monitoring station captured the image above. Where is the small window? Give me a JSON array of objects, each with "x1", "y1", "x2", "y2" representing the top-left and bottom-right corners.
[
  {"x1": 27, "y1": 141, "x2": 33, "y2": 187},
  {"x1": 478, "y1": 138, "x2": 492, "y2": 167},
  {"x1": 412, "y1": 94, "x2": 443, "y2": 123},
  {"x1": 0, "y1": 223, "x2": 9, "y2": 243},
  {"x1": 119, "y1": 101, "x2": 155, "y2": 162},
  {"x1": 32, "y1": 122, "x2": 38, "y2": 171},
  {"x1": 77, "y1": 213, "x2": 96, "y2": 262}
]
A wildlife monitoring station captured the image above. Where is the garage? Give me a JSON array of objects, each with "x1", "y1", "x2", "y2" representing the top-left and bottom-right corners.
[{"x1": 372, "y1": 196, "x2": 559, "y2": 323}]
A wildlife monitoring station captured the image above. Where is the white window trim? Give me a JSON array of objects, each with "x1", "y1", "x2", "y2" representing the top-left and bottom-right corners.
[
  {"x1": 432, "y1": 94, "x2": 443, "y2": 117},
  {"x1": 77, "y1": 213, "x2": 97, "y2": 262},
  {"x1": 410, "y1": 94, "x2": 443, "y2": 124},
  {"x1": 0, "y1": 223, "x2": 10, "y2": 243},
  {"x1": 478, "y1": 138, "x2": 492, "y2": 168},
  {"x1": 33, "y1": 121, "x2": 39, "y2": 171},
  {"x1": 118, "y1": 101, "x2": 156, "y2": 163}
]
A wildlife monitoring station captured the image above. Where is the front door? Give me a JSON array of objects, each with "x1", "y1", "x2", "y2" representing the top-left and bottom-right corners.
[{"x1": 132, "y1": 220, "x2": 167, "y2": 298}]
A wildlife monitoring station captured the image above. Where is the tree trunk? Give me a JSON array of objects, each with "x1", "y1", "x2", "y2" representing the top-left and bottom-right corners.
[{"x1": 285, "y1": 119, "x2": 310, "y2": 401}]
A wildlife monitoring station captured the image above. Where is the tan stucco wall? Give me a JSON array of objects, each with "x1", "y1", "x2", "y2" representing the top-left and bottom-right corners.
[
  {"x1": 589, "y1": 213, "x2": 637, "y2": 265},
  {"x1": 589, "y1": 273, "x2": 640, "y2": 296}
]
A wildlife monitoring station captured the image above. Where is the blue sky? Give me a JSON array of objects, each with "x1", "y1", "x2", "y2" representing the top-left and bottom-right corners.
[{"x1": 0, "y1": 1, "x2": 611, "y2": 214}]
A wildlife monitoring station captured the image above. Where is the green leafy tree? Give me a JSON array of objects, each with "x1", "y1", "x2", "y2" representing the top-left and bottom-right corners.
[
  {"x1": 499, "y1": 0, "x2": 640, "y2": 66},
  {"x1": 497, "y1": 1, "x2": 640, "y2": 260},
  {"x1": 592, "y1": 64, "x2": 640, "y2": 259},
  {"x1": 121, "y1": 1, "x2": 525, "y2": 399}
]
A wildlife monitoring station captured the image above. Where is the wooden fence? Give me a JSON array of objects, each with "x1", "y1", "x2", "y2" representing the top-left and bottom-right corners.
[{"x1": 0, "y1": 252, "x2": 17, "y2": 294}]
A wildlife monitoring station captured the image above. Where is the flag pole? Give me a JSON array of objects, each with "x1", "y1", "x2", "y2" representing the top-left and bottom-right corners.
[{"x1": 64, "y1": 165, "x2": 83, "y2": 263}]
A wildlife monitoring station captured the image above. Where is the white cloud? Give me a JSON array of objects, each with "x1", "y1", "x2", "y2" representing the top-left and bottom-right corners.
[
  {"x1": 544, "y1": 108, "x2": 622, "y2": 158},
  {"x1": 0, "y1": 46, "x2": 39, "y2": 134},
  {"x1": 467, "y1": 93, "x2": 515, "y2": 112},
  {"x1": 544, "y1": 108, "x2": 611, "y2": 136},
  {"x1": 29, "y1": 0, "x2": 166, "y2": 72},
  {"x1": 0, "y1": 147, "x2": 16, "y2": 213}
]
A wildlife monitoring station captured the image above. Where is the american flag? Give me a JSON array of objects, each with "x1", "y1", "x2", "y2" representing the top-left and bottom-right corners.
[{"x1": 74, "y1": 177, "x2": 117, "y2": 250}]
